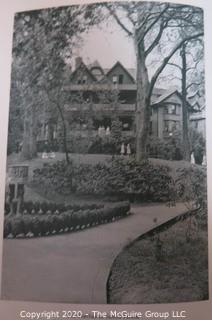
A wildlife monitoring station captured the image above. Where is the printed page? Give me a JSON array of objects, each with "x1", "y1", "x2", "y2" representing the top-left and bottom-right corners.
[{"x1": 0, "y1": 0, "x2": 211, "y2": 319}]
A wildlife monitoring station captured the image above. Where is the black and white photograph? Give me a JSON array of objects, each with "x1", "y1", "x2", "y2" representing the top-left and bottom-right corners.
[{"x1": 1, "y1": 1, "x2": 208, "y2": 304}]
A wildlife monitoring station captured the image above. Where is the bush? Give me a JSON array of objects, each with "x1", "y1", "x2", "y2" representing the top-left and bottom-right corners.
[
  {"x1": 32, "y1": 158, "x2": 173, "y2": 202},
  {"x1": 11, "y1": 217, "x2": 25, "y2": 238},
  {"x1": 88, "y1": 134, "x2": 135, "y2": 155},
  {"x1": 147, "y1": 128, "x2": 206, "y2": 163},
  {"x1": 175, "y1": 165, "x2": 207, "y2": 234},
  {"x1": 189, "y1": 127, "x2": 206, "y2": 165},
  {"x1": 147, "y1": 132, "x2": 183, "y2": 160},
  {"x1": 4, "y1": 219, "x2": 12, "y2": 238},
  {"x1": 4, "y1": 199, "x2": 104, "y2": 216},
  {"x1": 176, "y1": 165, "x2": 207, "y2": 212},
  {"x1": 4, "y1": 201, "x2": 130, "y2": 238}
]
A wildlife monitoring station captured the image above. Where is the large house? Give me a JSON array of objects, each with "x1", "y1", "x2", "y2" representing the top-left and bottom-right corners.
[{"x1": 37, "y1": 57, "x2": 205, "y2": 147}]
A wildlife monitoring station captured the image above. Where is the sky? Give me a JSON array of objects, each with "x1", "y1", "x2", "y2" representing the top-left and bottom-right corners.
[
  {"x1": 74, "y1": 21, "x2": 136, "y2": 69},
  {"x1": 70, "y1": 19, "x2": 182, "y2": 90}
]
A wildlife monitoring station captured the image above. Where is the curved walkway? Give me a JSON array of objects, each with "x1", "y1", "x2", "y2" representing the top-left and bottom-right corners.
[{"x1": 1, "y1": 203, "x2": 187, "y2": 303}]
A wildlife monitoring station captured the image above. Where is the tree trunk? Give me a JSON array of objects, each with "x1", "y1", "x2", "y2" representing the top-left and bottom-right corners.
[
  {"x1": 135, "y1": 40, "x2": 150, "y2": 162},
  {"x1": 57, "y1": 103, "x2": 70, "y2": 164},
  {"x1": 181, "y1": 43, "x2": 191, "y2": 161},
  {"x1": 21, "y1": 105, "x2": 37, "y2": 160}
]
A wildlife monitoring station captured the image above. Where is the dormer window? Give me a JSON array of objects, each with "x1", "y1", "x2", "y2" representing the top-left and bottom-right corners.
[
  {"x1": 112, "y1": 75, "x2": 118, "y2": 84},
  {"x1": 77, "y1": 75, "x2": 87, "y2": 84},
  {"x1": 119, "y1": 74, "x2": 124, "y2": 84},
  {"x1": 82, "y1": 75, "x2": 87, "y2": 84},
  {"x1": 164, "y1": 104, "x2": 177, "y2": 115}
]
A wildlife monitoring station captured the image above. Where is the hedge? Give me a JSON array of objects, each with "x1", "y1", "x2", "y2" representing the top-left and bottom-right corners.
[
  {"x1": 33, "y1": 158, "x2": 174, "y2": 202},
  {"x1": 4, "y1": 200, "x2": 104, "y2": 216},
  {"x1": 4, "y1": 201, "x2": 130, "y2": 238}
]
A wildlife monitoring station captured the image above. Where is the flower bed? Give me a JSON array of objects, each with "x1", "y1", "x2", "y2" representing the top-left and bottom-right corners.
[{"x1": 4, "y1": 201, "x2": 130, "y2": 238}]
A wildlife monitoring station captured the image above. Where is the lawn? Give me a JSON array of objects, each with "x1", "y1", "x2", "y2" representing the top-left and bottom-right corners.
[{"x1": 107, "y1": 216, "x2": 208, "y2": 304}]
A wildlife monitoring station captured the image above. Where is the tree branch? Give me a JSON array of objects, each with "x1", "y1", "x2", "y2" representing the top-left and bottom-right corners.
[
  {"x1": 145, "y1": 21, "x2": 168, "y2": 57},
  {"x1": 167, "y1": 62, "x2": 182, "y2": 71},
  {"x1": 186, "y1": 81, "x2": 202, "y2": 91},
  {"x1": 148, "y1": 32, "x2": 204, "y2": 99},
  {"x1": 105, "y1": 3, "x2": 133, "y2": 37},
  {"x1": 139, "y1": 3, "x2": 169, "y2": 43}
]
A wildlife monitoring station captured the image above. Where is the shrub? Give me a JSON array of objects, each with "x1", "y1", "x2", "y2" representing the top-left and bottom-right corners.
[
  {"x1": 146, "y1": 128, "x2": 206, "y2": 163},
  {"x1": 4, "y1": 201, "x2": 130, "y2": 238},
  {"x1": 22, "y1": 216, "x2": 32, "y2": 235},
  {"x1": 32, "y1": 158, "x2": 174, "y2": 202},
  {"x1": 189, "y1": 127, "x2": 206, "y2": 165},
  {"x1": 4, "y1": 219, "x2": 12, "y2": 238},
  {"x1": 30, "y1": 217, "x2": 41, "y2": 237},
  {"x1": 176, "y1": 165, "x2": 207, "y2": 212},
  {"x1": 11, "y1": 217, "x2": 25, "y2": 238},
  {"x1": 175, "y1": 165, "x2": 207, "y2": 234},
  {"x1": 147, "y1": 132, "x2": 183, "y2": 160},
  {"x1": 4, "y1": 199, "x2": 104, "y2": 216},
  {"x1": 104, "y1": 158, "x2": 174, "y2": 202}
]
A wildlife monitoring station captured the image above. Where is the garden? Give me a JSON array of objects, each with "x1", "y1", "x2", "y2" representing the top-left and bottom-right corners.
[
  {"x1": 4, "y1": 200, "x2": 130, "y2": 238},
  {"x1": 107, "y1": 163, "x2": 208, "y2": 303},
  {"x1": 3, "y1": 149, "x2": 208, "y2": 303}
]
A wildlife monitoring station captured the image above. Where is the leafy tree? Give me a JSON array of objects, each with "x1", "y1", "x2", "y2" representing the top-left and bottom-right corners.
[
  {"x1": 100, "y1": 2, "x2": 204, "y2": 160},
  {"x1": 111, "y1": 117, "x2": 122, "y2": 148},
  {"x1": 10, "y1": 5, "x2": 102, "y2": 160},
  {"x1": 164, "y1": 35, "x2": 204, "y2": 161}
]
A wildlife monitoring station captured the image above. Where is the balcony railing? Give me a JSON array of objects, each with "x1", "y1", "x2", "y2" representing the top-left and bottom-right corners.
[
  {"x1": 64, "y1": 83, "x2": 137, "y2": 91},
  {"x1": 64, "y1": 103, "x2": 136, "y2": 112}
]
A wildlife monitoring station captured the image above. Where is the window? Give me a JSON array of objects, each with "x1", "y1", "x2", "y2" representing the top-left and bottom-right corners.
[
  {"x1": 119, "y1": 74, "x2": 124, "y2": 84},
  {"x1": 112, "y1": 75, "x2": 118, "y2": 84},
  {"x1": 77, "y1": 75, "x2": 87, "y2": 84},
  {"x1": 164, "y1": 120, "x2": 169, "y2": 132},
  {"x1": 82, "y1": 75, "x2": 87, "y2": 84},
  {"x1": 164, "y1": 120, "x2": 180, "y2": 133},
  {"x1": 164, "y1": 104, "x2": 177, "y2": 115},
  {"x1": 170, "y1": 105, "x2": 177, "y2": 114}
]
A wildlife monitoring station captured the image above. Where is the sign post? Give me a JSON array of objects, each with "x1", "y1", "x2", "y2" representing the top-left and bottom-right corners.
[{"x1": 7, "y1": 165, "x2": 29, "y2": 215}]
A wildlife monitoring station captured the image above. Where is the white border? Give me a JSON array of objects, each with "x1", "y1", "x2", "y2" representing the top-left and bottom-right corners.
[{"x1": 0, "y1": 1, "x2": 211, "y2": 319}]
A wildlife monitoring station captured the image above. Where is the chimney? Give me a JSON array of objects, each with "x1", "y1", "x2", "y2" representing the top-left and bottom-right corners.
[{"x1": 75, "y1": 57, "x2": 83, "y2": 70}]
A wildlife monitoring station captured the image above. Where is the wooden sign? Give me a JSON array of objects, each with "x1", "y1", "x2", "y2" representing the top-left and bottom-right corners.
[{"x1": 7, "y1": 165, "x2": 29, "y2": 183}]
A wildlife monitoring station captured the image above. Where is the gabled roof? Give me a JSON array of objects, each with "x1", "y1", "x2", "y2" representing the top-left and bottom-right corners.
[
  {"x1": 152, "y1": 88, "x2": 194, "y2": 110},
  {"x1": 70, "y1": 61, "x2": 97, "y2": 82},
  {"x1": 88, "y1": 60, "x2": 103, "y2": 70},
  {"x1": 190, "y1": 109, "x2": 205, "y2": 120},
  {"x1": 188, "y1": 91, "x2": 205, "y2": 111},
  {"x1": 105, "y1": 61, "x2": 136, "y2": 84},
  {"x1": 151, "y1": 88, "x2": 179, "y2": 105},
  {"x1": 89, "y1": 61, "x2": 105, "y2": 82}
]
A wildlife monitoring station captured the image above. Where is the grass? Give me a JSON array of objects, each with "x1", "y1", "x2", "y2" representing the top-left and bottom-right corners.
[{"x1": 108, "y1": 216, "x2": 208, "y2": 304}]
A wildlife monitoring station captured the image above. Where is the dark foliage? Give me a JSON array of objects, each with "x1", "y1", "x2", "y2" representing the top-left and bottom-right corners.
[
  {"x1": 4, "y1": 199, "x2": 104, "y2": 216},
  {"x1": 4, "y1": 201, "x2": 130, "y2": 238},
  {"x1": 33, "y1": 158, "x2": 174, "y2": 202}
]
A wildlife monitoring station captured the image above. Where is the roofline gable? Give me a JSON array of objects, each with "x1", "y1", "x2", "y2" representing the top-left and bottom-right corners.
[
  {"x1": 152, "y1": 89, "x2": 192, "y2": 109},
  {"x1": 70, "y1": 61, "x2": 97, "y2": 82},
  {"x1": 105, "y1": 61, "x2": 136, "y2": 84}
]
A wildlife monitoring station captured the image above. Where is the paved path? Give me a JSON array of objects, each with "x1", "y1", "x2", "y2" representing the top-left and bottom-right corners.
[{"x1": 1, "y1": 203, "x2": 187, "y2": 303}]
